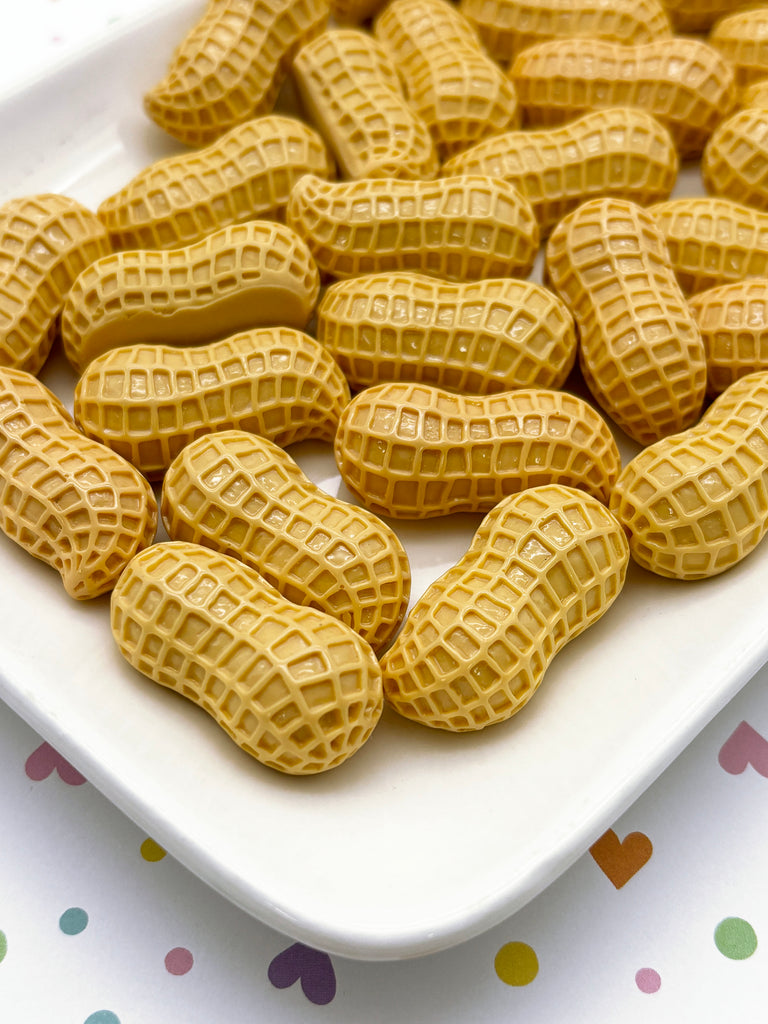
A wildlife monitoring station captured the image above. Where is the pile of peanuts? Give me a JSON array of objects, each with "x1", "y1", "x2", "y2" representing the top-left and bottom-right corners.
[{"x1": 2, "y1": 0, "x2": 768, "y2": 775}]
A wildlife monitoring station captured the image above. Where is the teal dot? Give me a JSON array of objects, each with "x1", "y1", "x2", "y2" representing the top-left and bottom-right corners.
[
  {"x1": 84, "y1": 1013, "x2": 120, "y2": 1024},
  {"x1": 59, "y1": 907, "x2": 88, "y2": 936},
  {"x1": 0, "y1": 930, "x2": 6, "y2": 963},
  {"x1": 714, "y1": 917, "x2": 758, "y2": 960}
]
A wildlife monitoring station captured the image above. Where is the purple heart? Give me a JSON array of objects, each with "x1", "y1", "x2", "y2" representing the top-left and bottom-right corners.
[
  {"x1": 25, "y1": 742, "x2": 86, "y2": 786},
  {"x1": 268, "y1": 942, "x2": 336, "y2": 1005},
  {"x1": 718, "y1": 721, "x2": 768, "y2": 777}
]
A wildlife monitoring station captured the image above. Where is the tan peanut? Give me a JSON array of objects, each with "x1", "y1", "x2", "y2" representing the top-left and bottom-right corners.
[
  {"x1": 740, "y1": 78, "x2": 768, "y2": 110},
  {"x1": 161, "y1": 431, "x2": 411, "y2": 651},
  {"x1": 0, "y1": 367, "x2": 157, "y2": 599},
  {"x1": 709, "y1": 8, "x2": 768, "y2": 91},
  {"x1": 333, "y1": 382, "x2": 621, "y2": 519},
  {"x1": 380, "y1": 485, "x2": 628, "y2": 731},
  {"x1": 144, "y1": 0, "x2": 329, "y2": 146},
  {"x1": 286, "y1": 174, "x2": 539, "y2": 281},
  {"x1": 702, "y1": 108, "x2": 768, "y2": 212},
  {"x1": 546, "y1": 198, "x2": 706, "y2": 446},
  {"x1": 649, "y1": 197, "x2": 768, "y2": 296},
  {"x1": 330, "y1": 0, "x2": 386, "y2": 22},
  {"x1": 660, "y1": 0, "x2": 732, "y2": 32},
  {"x1": 609, "y1": 370, "x2": 768, "y2": 579},
  {"x1": 0, "y1": 194, "x2": 111, "y2": 375},
  {"x1": 373, "y1": 0, "x2": 520, "y2": 160},
  {"x1": 110, "y1": 541, "x2": 383, "y2": 775},
  {"x1": 60, "y1": 221, "x2": 319, "y2": 373},
  {"x1": 458, "y1": 0, "x2": 671, "y2": 64},
  {"x1": 97, "y1": 116, "x2": 334, "y2": 252},
  {"x1": 510, "y1": 37, "x2": 737, "y2": 158},
  {"x1": 316, "y1": 272, "x2": 577, "y2": 393},
  {"x1": 688, "y1": 279, "x2": 768, "y2": 396},
  {"x1": 442, "y1": 107, "x2": 678, "y2": 238},
  {"x1": 292, "y1": 29, "x2": 438, "y2": 180},
  {"x1": 73, "y1": 328, "x2": 349, "y2": 479}
]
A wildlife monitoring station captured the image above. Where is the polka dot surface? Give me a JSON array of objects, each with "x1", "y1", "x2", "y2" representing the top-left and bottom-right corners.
[
  {"x1": 83, "y1": 1013, "x2": 120, "y2": 1024},
  {"x1": 494, "y1": 942, "x2": 539, "y2": 986},
  {"x1": 140, "y1": 838, "x2": 166, "y2": 862},
  {"x1": 635, "y1": 968, "x2": 661, "y2": 993},
  {"x1": 165, "y1": 947, "x2": 194, "y2": 975},
  {"x1": 0, "y1": 930, "x2": 6, "y2": 964},
  {"x1": 714, "y1": 918, "x2": 758, "y2": 960},
  {"x1": 59, "y1": 908, "x2": 88, "y2": 936}
]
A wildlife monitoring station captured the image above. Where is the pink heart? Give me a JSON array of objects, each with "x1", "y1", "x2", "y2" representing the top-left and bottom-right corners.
[
  {"x1": 718, "y1": 722, "x2": 768, "y2": 777},
  {"x1": 25, "y1": 742, "x2": 86, "y2": 785}
]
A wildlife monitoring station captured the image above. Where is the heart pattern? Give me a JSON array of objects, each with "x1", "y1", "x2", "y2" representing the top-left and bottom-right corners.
[
  {"x1": 718, "y1": 721, "x2": 768, "y2": 777},
  {"x1": 268, "y1": 942, "x2": 336, "y2": 1005},
  {"x1": 589, "y1": 828, "x2": 653, "y2": 889},
  {"x1": 25, "y1": 742, "x2": 86, "y2": 786}
]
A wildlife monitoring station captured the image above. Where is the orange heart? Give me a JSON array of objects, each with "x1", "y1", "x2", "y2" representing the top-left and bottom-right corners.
[{"x1": 589, "y1": 828, "x2": 652, "y2": 888}]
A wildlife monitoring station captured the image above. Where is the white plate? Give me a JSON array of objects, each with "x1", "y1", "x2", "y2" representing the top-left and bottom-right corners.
[{"x1": 1, "y1": 1, "x2": 767, "y2": 962}]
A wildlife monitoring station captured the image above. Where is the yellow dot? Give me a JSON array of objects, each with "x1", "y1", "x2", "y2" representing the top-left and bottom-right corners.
[
  {"x1": 140, "y1": 838, "x2": 166, "y2": 862},
  {"x1": 494, "y1": 941, "x2": 539, "y2": 986}
]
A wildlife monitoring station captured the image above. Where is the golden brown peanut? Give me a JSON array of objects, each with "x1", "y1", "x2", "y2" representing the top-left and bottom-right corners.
[
  {"x1": 688, "y1": 279, "x2": 768, "y2": 396},
  {"x1": 286, "y1": 174, "x2": 539, "y2": 281},
  {"x1": 442, "y1": 107, "x2": 678, "y2": 238},
  {"x1": 110, "y1": 541, "x2": 383, "y2": 774},
  {"x1": 60, "y1": 221, "x2": 320, "y2": 373},
  {"x1": 373, "y1": 0, "x2": 520, "y2": 160},
  {"x1": 545, "y1": 197, "x2": 707, "y2": 446},
  {"x1": 649, "y1": 197, "x2": 768, "y2": 296},
  {"x1": 702, "y1": 108, "x2": 768, "y2": 212},
  {"x1": 0, "y1": 367, "x2": 157, "y2": 599},
  {"x1": 97, "y1": 116, "x2": 334, "y2": 252},
  {"x1": 161, "y1": 431, "x2": 410, "y2": 651},
  {"x1": 333, "y1": 382, "x2": 621, "y2": 519},
  {"x1": 292, "y1": 29, "x2": 438, "y2": 180},
  {"x1": 709, "y1": 8, "x2": 768, "y2": 90},
  {"x1": 510, "y1": 37, "x2": 737, "y2": 158},
  {"x1": 458, "y1": 0, "x2": 671, "y2": 64},
  {"x1": 609, "y1": 370, "x2": 768, "y2": 579},
  {"x1": 0, "y1": 194, "x2": 111, "y2": 375},
  {"x1": 660, "y1": 0, "x2": 732, "y2": 32},
  {"x1": 380, "y1": 484, "x2": 628, "y2": 731},
  {"x1": 73, "y1": 328, "x2": 349, "y2": 479},
  {"x1": 740, "y1": 78, "x2": 768, "y2": 109},
  {"x1": 143, "y1": 0, "x2": 329, "y2": 146},
  {"x1": 316, "y1": 273, "x2": 577, "y2": 393}
]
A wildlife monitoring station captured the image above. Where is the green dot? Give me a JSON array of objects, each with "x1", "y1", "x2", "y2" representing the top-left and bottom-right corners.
[
  {"x1": 60, "y1": 907, "x2": 89, "y2": 936},
  {"x1": 494, "y1": 941, "x2": 539, "y2": 986},
  {"x1": 714, "y1": 917, "x2": 758, "y2": 960},
  {"x1": 0, "y1": 931, "x2": 6, "y2": 963}
]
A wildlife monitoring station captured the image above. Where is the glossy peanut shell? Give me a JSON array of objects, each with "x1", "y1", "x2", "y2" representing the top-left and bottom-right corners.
[
  {"x1": 689, "y1": 279, "x2": 768, "y2": 396},
  {"x1": 702, "y1": 108, "x2": 768, "y2": 213},
  {"x1": 709, "y1": 8, "x2": 768, "y2": 90}
]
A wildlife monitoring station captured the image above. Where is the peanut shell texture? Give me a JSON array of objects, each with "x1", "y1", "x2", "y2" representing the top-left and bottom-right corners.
[
  {"x1": 0, "y1": 194, "x2": 111, "y2": 375},
  {"x1": 316, "y1": 272, "x2": 577, "y2": 394},
  {"x1": 441, "y1": 107, "x2": 678, "y2": 239},
  {"x1": 161, "y1": 431, "x2": 410, "y2": 652},
  {"x1": 545, "y1": 197, "x2": 707, "y2": 446},
  {"x1": 610, "y1": 370, "x2": 768, "y2": 579},
  {"x1": 380, "y1": 484, "x2": 629, "y2": 731},
  {"x1": 688, "y1": 279, "x2": 768, "y2": 397},
  {"x1": 97, "y1": 115, "x2": 334, "y2": 252},
  {"x1": 73, "y1": 328, "x2": 349, "y2": 479},
  {"x1": 286, "y1": 174, "x2": 539, "y2": 282},
  {"x1": 330, "y1": 0, "x2": 386, "y2": 22},
  {"x1": 709, "y1": 8, "x2": 768, "y2": 90},
  {"x1": 60, "y1": 220, "x2": 320, "y2": 373},
  {"x1": 144, "y1": 0, "x2": 330, "y2": 146},
  {"x1": 702, "y1": 108, "x2": 768, "y2": 213},
  {"x1": 110, "y1": 541, "x2": 383, "y2": 774},
  {"x1": 740, "y1": 79, "x2": 768, "y2": 110},
  {"x1": 0, "y1": 367, "x2": 157, "y2": 599},
  {"x1": 660, "y1": 0, "x2": 732, "y2": 32},
  {"x1": 334, "y1": 381, "x2": 621, "y2": 519}
]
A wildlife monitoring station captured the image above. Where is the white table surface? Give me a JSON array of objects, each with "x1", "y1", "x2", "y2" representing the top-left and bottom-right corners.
[{"x1": 2, "y1": 2, "x2": 768, "y2": 1021}]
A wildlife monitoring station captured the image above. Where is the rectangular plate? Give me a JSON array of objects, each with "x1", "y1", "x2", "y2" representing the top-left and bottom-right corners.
[{"x1": 1, "y1": 1, "x2": 767, "y2": 961}]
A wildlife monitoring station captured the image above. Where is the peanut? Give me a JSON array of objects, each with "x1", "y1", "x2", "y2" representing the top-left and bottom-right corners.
[
  {"x1": 60, "y1": 221, "x2": 319, "y2": 373},
  {"x1": 286, "y1": 174, "x2": 539, "y2": 281},
  {"x1": 458, "y1": 0, "x2": 671, "y2": 64},
  {"x1": 333, "y1": 382, "x2": 620, "y2": 519},
  {"x1": 709, "y1": 8, "x2": 768, "y2": 90},
  {"x1": 0, "y1": 367, "x2": 157, "y2": 599},
  {"x1": 144, "y1": 0, "x2": 329, "y2": 146},
  {"x1": 110, "y1": 541, "x2": 383, "y2": 774},
  {"x1": 97, "y1": 115, "x2": 334, "y2": 252},
  {"x1": 688, "y1": 279, "x2": 768, "y2": 396},
  {"x1": 380, "y1": 484, "x2": 628, "y2": 731},
  {"x1": 545, "y1": 197, "x2": 707, "y2": 445},
  {"x1": 510, "y1": 37, "x2": 737, "y2": 159},
  {"x1": 609, "y1": 370, "x2": 768, "y2": 579},
  {"x1": 0, "y1": 194, "x2": 111, "y2": 375},
  {"x1": 73, "y1": 328, "x2": 349, "y2": 479},
  {"x1": 442, "y1": 107, "x2": 678, "y2": 238},
  {"x1": 330, "y1": 0, "x2": 386, "y2": 22},
  {"x1": 702, "y1": 108, "x2": 768, "y2": 212},
  {"x1": 649, "y1": 197, "x2": 768, "y2": 295},
  {"x1": 373, "y1": 0, "x2": 520, "y2": 160},
  {"x1": 316, "y1": 272, "x2": 577, "y2": 393},
  {"x1": 292, "y1": 28, "x2": 438, "y2": 180},
  {"x1": 161, "y1": 430, "x2": 410, "y2": 651},
  {"x1": 660, "y1": 0, "x2": 732, "y2": 32},
  {"x1": 740, "y1": 78, "x2": 768, "y2": 110}
]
